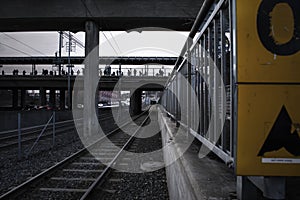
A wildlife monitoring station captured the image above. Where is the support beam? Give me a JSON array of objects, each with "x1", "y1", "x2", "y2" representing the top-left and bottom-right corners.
[
  {"x1": 40, "y1": 87, "x2": 46, "y2": 106},
  {"x1": 73, "y1": 89, "x2": 79, "y2": 108},
  {"x1": 67, "y1": 88, "x2": 73, "y2": 109},
  {"x1": 83, "y1": 21, "x2": 99, "y2": 139},
  {"x1": 59, "y1": 89, "x2": 65, "y2": 110},
  {"x1": 129, "y1": 89, "x2": 142, "y2": 116},
  {"x1": 50, "y1": 89, "x2": 56, "y2": 108},
  {"x1": 12, "y1": 89, "x2": 18, "y2": 109},
  {"x1": 20, "y1": 89, "x2": 26, "y2": 108}
]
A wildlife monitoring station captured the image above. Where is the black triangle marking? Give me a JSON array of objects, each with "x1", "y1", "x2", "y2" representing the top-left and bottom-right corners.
[{"x1": 257, "y1": 105, "x2": 300, "y2": 157}]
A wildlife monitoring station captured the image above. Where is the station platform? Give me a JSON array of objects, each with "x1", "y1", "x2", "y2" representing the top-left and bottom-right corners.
[{"x1": 157, "y1": 107, "x2": 236, "y2": 200}]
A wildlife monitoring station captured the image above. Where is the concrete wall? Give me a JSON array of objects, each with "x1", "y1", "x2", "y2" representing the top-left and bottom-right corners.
[
  {"x1": 0, "y1": 110, "x2": 72, "y2": 131},
  {"x1": 158, "y1": 106, "x2": 236, "y2": 200},
  {"x1": 158, "y1": 108, "x2": 198, "y2": 200}
]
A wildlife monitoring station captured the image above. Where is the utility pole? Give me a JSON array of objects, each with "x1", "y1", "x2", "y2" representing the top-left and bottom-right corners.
[
  {"x1": 119, "y1": 63, "x2": 122, "y2": 76},
  {"x1": 67, "y1": 31, "x2": 71, "y2": 110},
  {"x1": 58, "y1": 31, "x2": 63, "y2": 75}
]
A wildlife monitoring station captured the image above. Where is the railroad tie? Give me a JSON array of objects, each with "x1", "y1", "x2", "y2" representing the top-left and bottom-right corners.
[
  {"x1": 71, "y1": 162, "x2": 102, "y2": 166},
  {"x1": 39, "y1": 188, "x2": 87, "y2": 193},
  {"x1": 62, "y1": 169, "x2": 103, "y2": 173},
  {"x1": 50, "y1": 177, "x2": 97, "y2": 182},
  {"x1": 102, "y1": 189, "x2": 116, "y2": 194}
]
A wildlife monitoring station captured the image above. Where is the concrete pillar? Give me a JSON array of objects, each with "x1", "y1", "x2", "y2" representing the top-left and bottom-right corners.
[
  {"x1": 66, "y1": 87, "x2": 73, "y2": 110},
  {"x1": 84, "y1": 21, "x2": 99, "y2": 138},
  {"x1": 59, "y1": 89, "x2": 65, "y2": 110},
  {"x1": 50, "y1": 89, "x2": 56, "y2": 108},
  {"x1": 73, "y1": 89, "x2": 78, "y2": 108},
  {"x1": 20, "y1": 89, "x2": 26, "y2": 108},
  {"x1": 130, "y1": 89, "x2": 142, "y2": 116},
  {"x1": 40, "y1": 87, "x2": 46, "y2": 106},
  {"x1": 12, "y1": 89, "x2": 18, "y2": 109}
]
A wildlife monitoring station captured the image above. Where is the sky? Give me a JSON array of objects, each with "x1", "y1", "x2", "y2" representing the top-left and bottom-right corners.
[{"x1": 0, "y1": 31, "x2": 188, "y2": 74}]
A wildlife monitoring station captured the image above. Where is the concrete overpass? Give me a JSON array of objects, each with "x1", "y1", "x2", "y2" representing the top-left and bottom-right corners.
[
  {"x1": 0, "y1": 75, "x2": 167, "y2": 112},
  {"x1": 0, "y1": 75, "x2": 167, "y2": 90},
  {"x1": 0, "y1": 0, "x2": 204, "y2": 32}
]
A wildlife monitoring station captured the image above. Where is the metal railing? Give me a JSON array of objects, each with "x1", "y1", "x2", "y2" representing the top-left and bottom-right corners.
[
  {"x1": 161, "y1": 0, "x2": 234, "y2": 164},
  {"x1": 1, "y1": 67, "x2": 172, "y2": 77}
]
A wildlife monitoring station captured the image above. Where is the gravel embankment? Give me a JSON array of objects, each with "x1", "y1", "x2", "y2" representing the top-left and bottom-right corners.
[
  {"x1": 0, "y1": 128, "x2": 84, "y2": 195},
  {"x1": 0, "y1": 109, "x2": 169, "y2": 199}
]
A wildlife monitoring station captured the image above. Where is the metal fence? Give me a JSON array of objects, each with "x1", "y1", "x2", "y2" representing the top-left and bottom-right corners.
[{"x1": 161, "y1": 0, "x2": 234, "y2": 164}]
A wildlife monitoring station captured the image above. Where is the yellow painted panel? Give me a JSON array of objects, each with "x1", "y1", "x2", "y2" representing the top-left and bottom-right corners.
[
  {"x1": 236, "y1": 0, "x2": 300, "y2": 83},
  {"x1": 237, "y1": 85, "x2": 300, "y2": 176}
]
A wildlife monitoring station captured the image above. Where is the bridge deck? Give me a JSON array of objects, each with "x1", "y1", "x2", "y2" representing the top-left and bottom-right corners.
[
  {"x1": 0, "y1": 0, "x2": 204, "y2": 31},
  {"x1": 0, "y1": 75, "x2": 168, "y2": 90}
]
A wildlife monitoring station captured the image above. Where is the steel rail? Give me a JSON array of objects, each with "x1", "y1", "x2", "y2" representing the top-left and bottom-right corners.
[
  {"x1": 0, "y1": 110, "x2": 148, "y2": 199},
  {"x1": 80, "y1": 109, "x2": 151, "y2": 199}
]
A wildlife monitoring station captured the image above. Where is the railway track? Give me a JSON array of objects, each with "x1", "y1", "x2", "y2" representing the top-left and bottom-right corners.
[
  {"x1": 0, "y1": 112, "x2": 114, "y2": 150},
  {"x1": 0, "y1": 109, "x2": 150, "y2": 200}
]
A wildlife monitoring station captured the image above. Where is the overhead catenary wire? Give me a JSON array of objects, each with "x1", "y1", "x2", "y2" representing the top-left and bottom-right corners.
[
  {"x1": 101, "y1": 32, "x2": 119, "y2": 55},
  {"x1": 108, "y1": 30, "x2": 122, "y2": 54},
  {"x1": 0, "y1": 42, "x2": 32, "y2": 56},
  {"x1": 1, "y1": 32, "x2": 48, "y2": 56}
]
